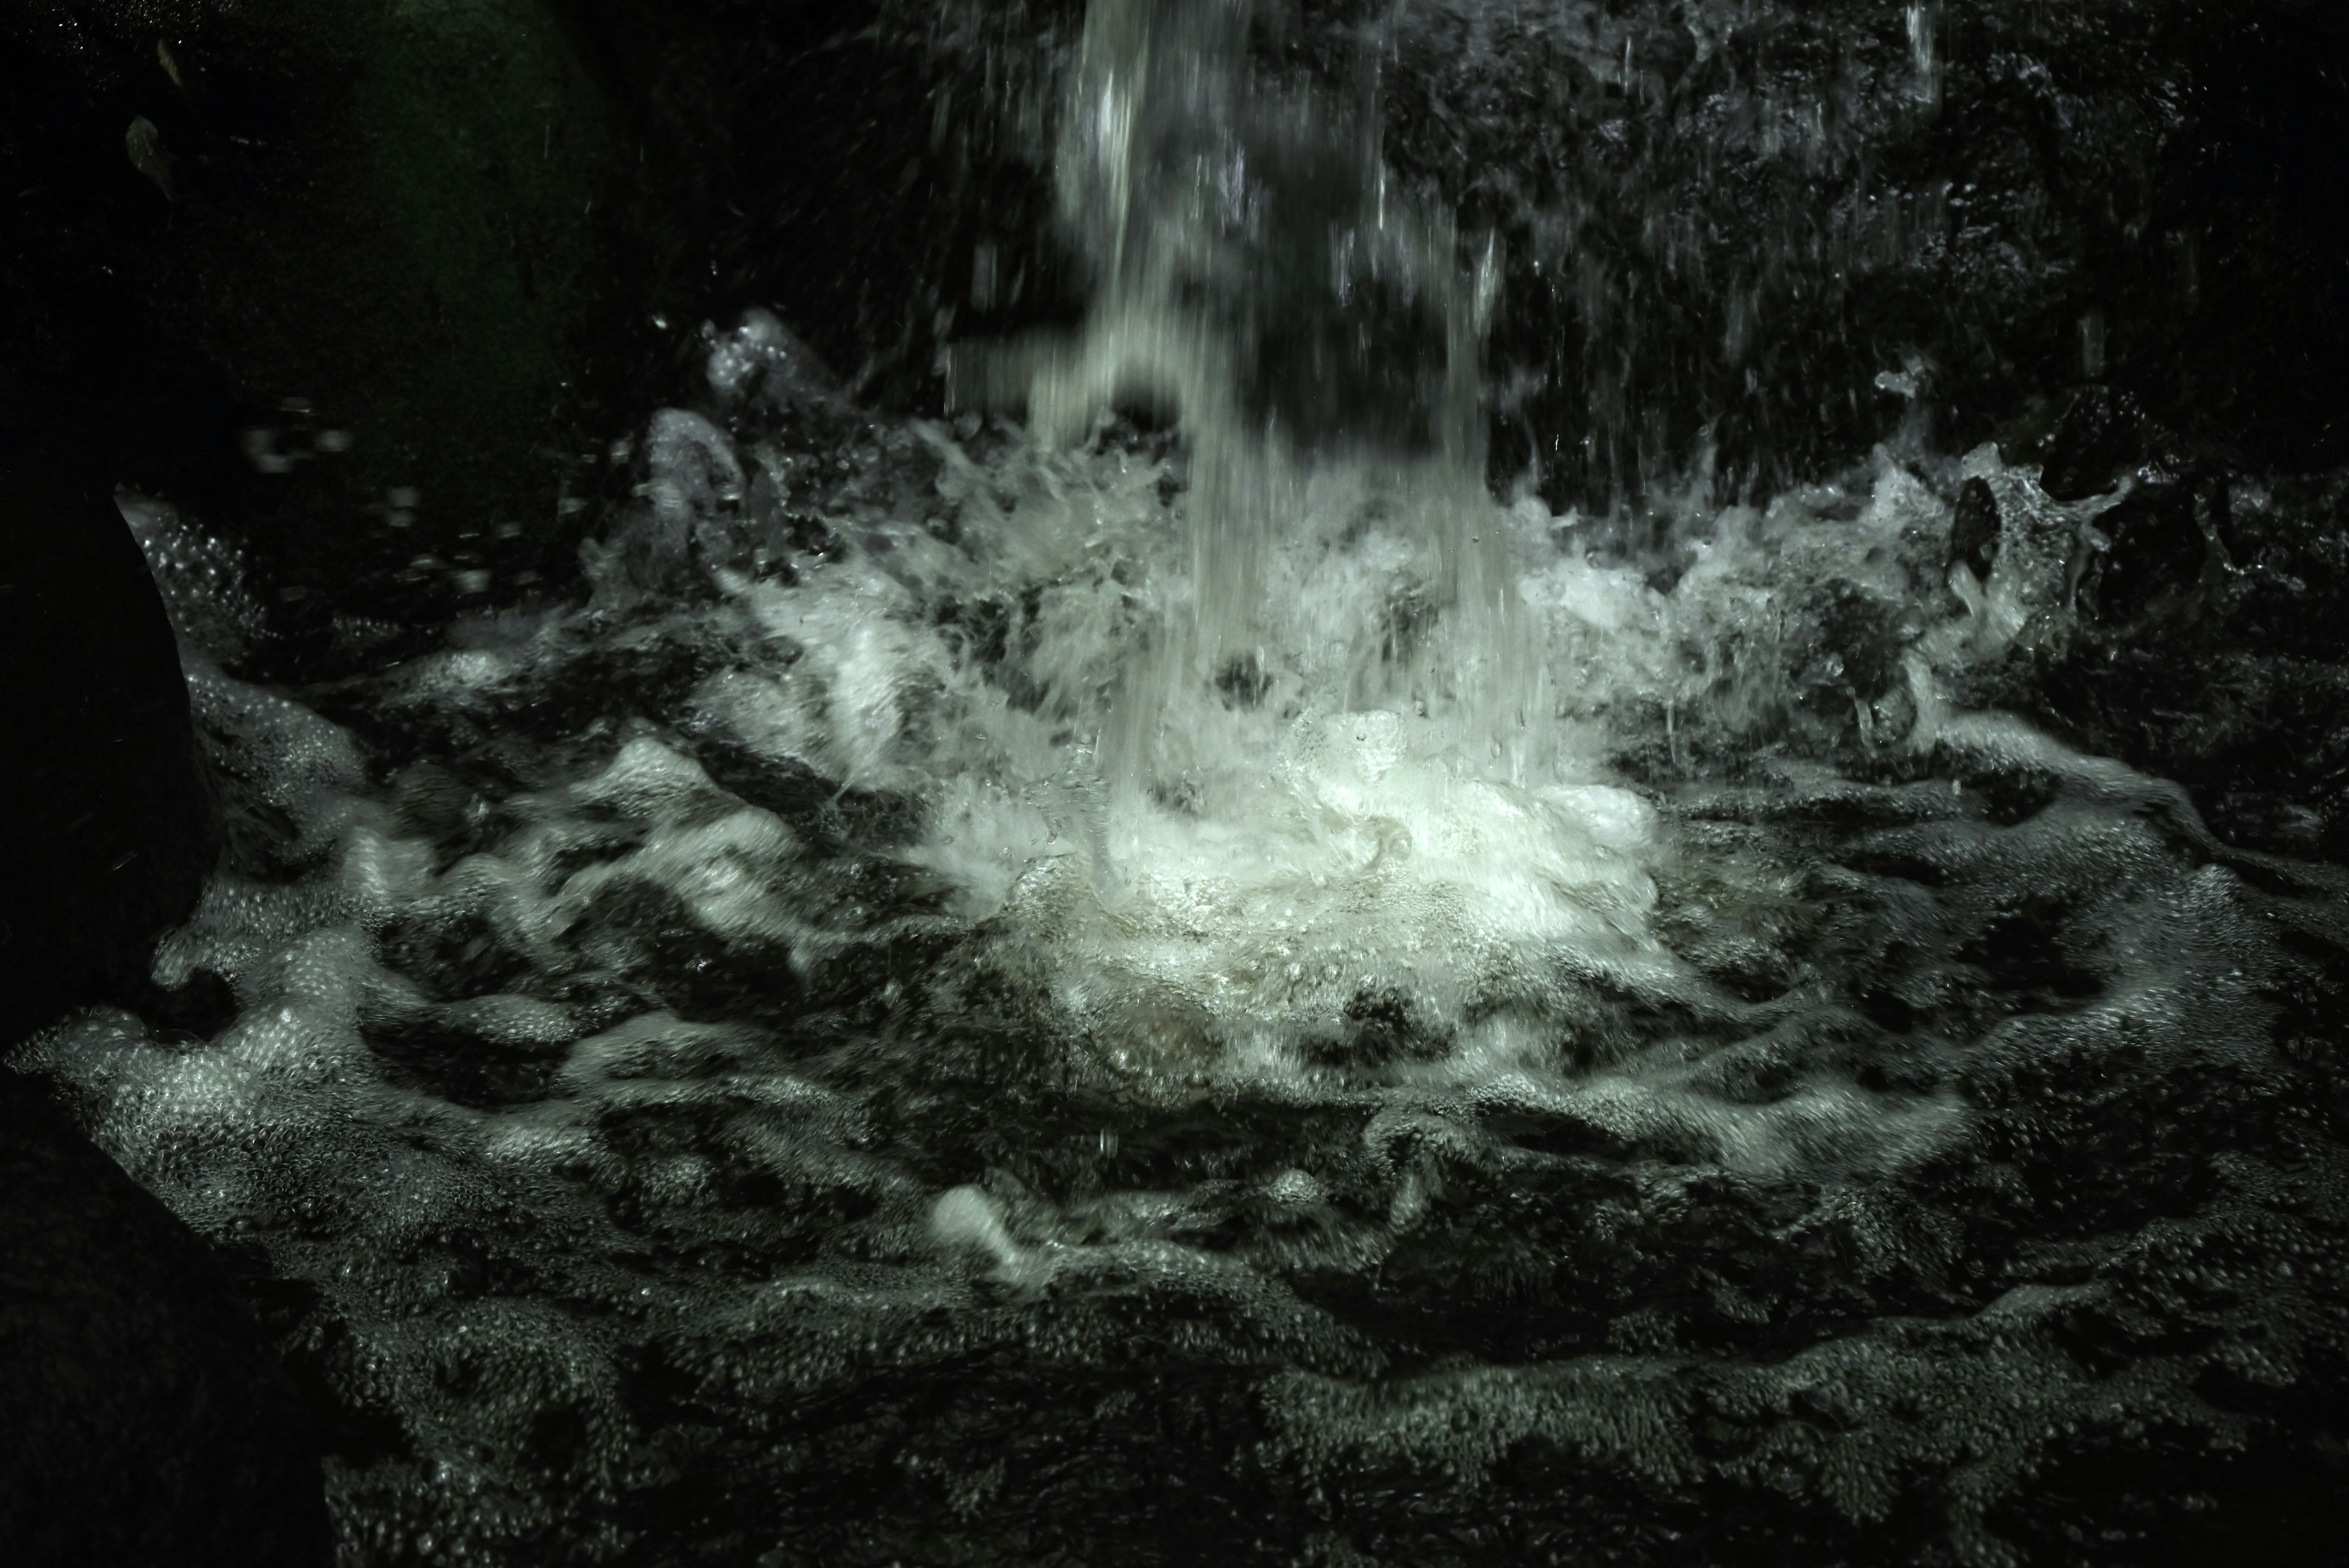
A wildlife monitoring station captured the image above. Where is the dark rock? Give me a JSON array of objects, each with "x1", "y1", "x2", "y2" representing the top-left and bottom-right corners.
[
  {"x1": 1, "y1": 449, "x2": 325, "y2": 1563},
  {"x1": 2005, "y1": 384, "x2": 2195, "y2": 502},
  {"x1": 2003, "y1": 426, "x2": 2349, "y2": 858},
  {"x1": 1374, "y1": 0, "x2": 2349, "y2": 502},
  {"x1": 2074, "y1": 478, "x2": 2215, "y2": 631},
  {"x1": 8, "y1": 0, "x2": 2343, "y2": 626},
  {"x1": 0, "y1": 1074, "x2": 333, "y2": 1567},
  {"x1": 0, "y1": 450, "x2": 215, "y2": 1046},
  {"x1": 609, "y1": 1, "x2": 2348, "y2": 506},
  {"x1": 1950, "y1": 476, "x2": 2000, "y2": 578},
  {"x1": 564, "y1": 0, "x2": 1086, "y2": 411},
  {"x1": 682, "y1": 0, "x2": 2349, "y2": 505},
  {"x1": 0, "y1": 0, "x2": 633, "y2": 631}
]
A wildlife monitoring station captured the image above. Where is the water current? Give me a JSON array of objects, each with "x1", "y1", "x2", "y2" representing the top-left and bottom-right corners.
[{"x1": 13, "y1": 2, "x2": 2349, "y2": 1564}]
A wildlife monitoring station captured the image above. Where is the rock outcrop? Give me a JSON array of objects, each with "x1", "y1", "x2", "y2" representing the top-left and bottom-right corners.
[{"x1": 0, "y1": 452, "x2": 213, "y2": 1042}]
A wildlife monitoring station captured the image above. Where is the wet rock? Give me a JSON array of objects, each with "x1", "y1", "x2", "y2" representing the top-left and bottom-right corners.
[
  {"x1": 0, "y1": 0, "x2": 629, "y2": 631},
  {"x1": 2009, "y1": 386, "x2": 2188, "y2": 503},
  {"x1": 1949, "y1": 477, "x2": 2000, "y2": 579},
  {"x1": 8, "y1": 0, "x2": 2343, "y2": 633},
  {"x1": 0, "y1": 451, "x2": 325, "y2": 1561},
  {"x1": 2073, "y1": 480, "x2": 2215, "y2": 631},
  {"x1": 0, "y1": 1076, "x2": 333, "y2": 1567},
  {"x1": 0, "y1": 448, "x2": 325, "y2": 1558},
  {"x1": 0, "y1": 451, "x2": 214, "y2": 1046},
  {"x1": 615, "y1": 1, "x2": 2349, "y2": 507},
  {"x1": 565, "y1": 0, "x2": 1087, "y2": 411},
  {"x1": 1376, "y1": 0, "x2": 2349, "y2": 502},
  {"x1": 1984, "y1": 411, "x2": 2349, "y2": 858}
]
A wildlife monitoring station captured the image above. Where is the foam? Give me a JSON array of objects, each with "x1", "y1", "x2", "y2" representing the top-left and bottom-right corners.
[
  {"x1": 13, "y1": 5, "x2": 2328, "y2": 1556},
  {"x1": 83, "y1": 360, "x2": 2161, "y2": 1146},
  {"x1": 15, "y1": 406, "x2": 2317, "y2": 1567}
]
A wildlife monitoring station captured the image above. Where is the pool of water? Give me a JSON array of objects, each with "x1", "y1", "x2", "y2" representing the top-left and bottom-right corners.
[{"x1": 13, "y1": 1, "x2": 2349, "y2": 1562}]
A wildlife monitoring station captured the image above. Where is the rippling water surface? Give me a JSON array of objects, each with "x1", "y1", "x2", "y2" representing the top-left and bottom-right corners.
[{"x1": 15, "y1": 1, "x2": 2349, "y2": 1564}]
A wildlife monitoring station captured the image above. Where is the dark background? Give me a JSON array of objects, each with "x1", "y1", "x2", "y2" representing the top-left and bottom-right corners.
[{"x1": 5, "y1": 0, "x2": 2345, "y2": 631}]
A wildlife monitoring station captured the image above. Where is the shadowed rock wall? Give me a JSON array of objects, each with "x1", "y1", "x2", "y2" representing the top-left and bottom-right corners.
[
  {"x1": 0, "y1": 0, "x2": 624, "y2": 635},
  {"x1": 0, "y1": 456, "x2": 214, "y2": 1044},
  {"x1": 6, "y1": 1, "x2": 2340, "y2": 626}
]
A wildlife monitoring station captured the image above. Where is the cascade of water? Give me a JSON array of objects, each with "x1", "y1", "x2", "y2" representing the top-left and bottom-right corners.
[
  {"x1": 21, "y1": 10, "x2": 2347, "y2": 1561},
  {"x1": 958, "y1": 0, "x2": 1535, "y2": 813}
]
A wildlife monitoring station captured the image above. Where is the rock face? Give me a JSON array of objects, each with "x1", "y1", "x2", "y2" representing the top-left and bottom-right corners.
[
  {"x1": 0, "y1": 1078, "x2": 333, "y2": 1568},
  {"x1": 1973, "y1": 388, "x2": 2349, "y2": 863},
  {"x1": 1370, "y1": 0, "x2": 2349, "y2": 498},
  {"x1": 0, "y1": 0, "x2": 627, "y2": 632},
  {"x1": 1, "y1": 451, "x2": 328, "y2": 1564},
  {"x1": 561, "y1": 0, "x2": 2349, "y2": 502},
  {"x1": 0, "y1": 453, "x2": 215, "y2": 1045},
  {"x1": 0, "y1": 0, "x2": 1050, "y2": 633},
  {"x1": 7, "y1": 0, "x2": 2339, "y2": 627}
]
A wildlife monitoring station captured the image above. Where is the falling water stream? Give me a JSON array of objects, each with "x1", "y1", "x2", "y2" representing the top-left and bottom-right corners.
[{"x1": 13, "y1": 2, "x2": 2349, "y2": 1564}]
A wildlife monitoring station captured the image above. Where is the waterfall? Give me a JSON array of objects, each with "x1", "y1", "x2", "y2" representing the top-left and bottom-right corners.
[{"x1": 12, "y1": 4, "x2": 2345, "y2": 1563}]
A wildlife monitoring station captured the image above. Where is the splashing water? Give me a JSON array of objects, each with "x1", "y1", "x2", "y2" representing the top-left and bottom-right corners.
[
  {"x1": 919, "y1": 0, "x2": 1650, "y2": 1080},
  {"x1": 15, "y1": 2, "x2": 2349, "y2": 1564}
]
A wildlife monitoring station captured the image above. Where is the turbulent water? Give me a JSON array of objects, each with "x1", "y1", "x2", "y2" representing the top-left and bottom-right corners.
[{"x1": 14, "y1": 1, "x2": 2349, "y2": 1564}]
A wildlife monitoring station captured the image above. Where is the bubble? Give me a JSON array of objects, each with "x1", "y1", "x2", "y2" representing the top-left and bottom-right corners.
[{"x1": 31, "y1": 8, "x2": 2341, "y2": 1561}]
